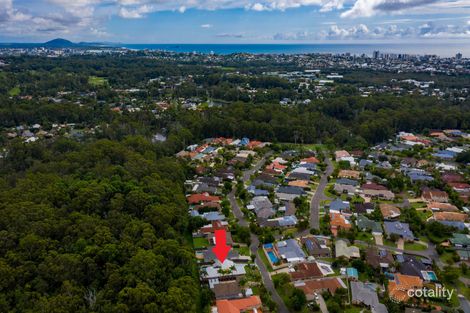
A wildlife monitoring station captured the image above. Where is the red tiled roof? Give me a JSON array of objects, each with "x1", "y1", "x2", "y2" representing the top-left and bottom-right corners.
[
  {"x1": 301, "y1": 157, "x2": 320, "y2": 164},
  {"x1": 187, "y1": 193, "x2": 221, "y2": 204},
  {"x1": 216, "y1": 296, "x2": 262, "y2": 313}
]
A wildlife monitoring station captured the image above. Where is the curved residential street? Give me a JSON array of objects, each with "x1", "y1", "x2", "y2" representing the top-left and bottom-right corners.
[
  {"x1": 310, "y1": 152, "x2": 334, "y2": 230},
  {"x1": 228, "y1": 153, "x2": 290, "y2": 313}
]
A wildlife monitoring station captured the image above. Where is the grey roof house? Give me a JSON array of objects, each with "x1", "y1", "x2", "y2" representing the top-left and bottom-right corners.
[
  {"x1": 351, "y1": 281, "x2": 388, "y2": 313},
  {"x1": 383, "y1": 221, "x2": 414, "y2": 241}
]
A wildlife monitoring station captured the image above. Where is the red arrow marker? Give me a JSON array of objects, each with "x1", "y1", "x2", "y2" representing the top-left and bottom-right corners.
[{"x1": 212, "y1": 229, "x2": 231, "y2": 263}]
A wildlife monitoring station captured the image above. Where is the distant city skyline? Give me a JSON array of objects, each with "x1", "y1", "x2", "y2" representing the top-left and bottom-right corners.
[{"x1": 1, "y1": 0, "x2": 470, "y2": 44}]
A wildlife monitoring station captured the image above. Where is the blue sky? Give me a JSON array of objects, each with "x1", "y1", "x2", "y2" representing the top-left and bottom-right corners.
[{"x1": 1, "y1": 0, "x2": 470, "y2": 43}]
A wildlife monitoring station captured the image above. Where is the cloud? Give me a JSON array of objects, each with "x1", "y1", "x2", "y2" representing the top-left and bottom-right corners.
[
  {"x1": 201, "y1": 24, "x2": 213, "y2": 28},
  {"x1": 273, "y1": 20, "x2": 470, "y2": 40},
  {"x1": 341, "y1": 0, "x2": 456, "y2": 18},
  {"x1": 216, "y1": 33, "x2": 245, "y2": 38},
  {"x1": 119, "y1": 5, "x2": 152, "y2": 18}
]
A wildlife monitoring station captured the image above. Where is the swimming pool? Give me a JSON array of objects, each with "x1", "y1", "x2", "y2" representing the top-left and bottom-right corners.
[
  {"x1": 264, "y1": 243, "x2": 274, "y2": 249},
  {"x1": 267, "y1": 251, "x2": 279, "y2": 264},
  {"x1": 422, "y1": 270, "x2": 438, "y2": 281}
]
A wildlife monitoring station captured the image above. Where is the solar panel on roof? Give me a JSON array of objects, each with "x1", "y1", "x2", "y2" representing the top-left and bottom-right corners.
[{"x1": 305, "y1": 239, "x2": 314, "y2": 252}]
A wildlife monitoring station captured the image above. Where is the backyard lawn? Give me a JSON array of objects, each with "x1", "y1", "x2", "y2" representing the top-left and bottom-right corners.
[
  {"x1": 258, "y1": 250, "x2": 273, "y2": 272},
  {"x1": 193, "y1": 237, "x2": 209, "y2": 249},
  {"x1": 238, "y1": 246, "x2": 250, "y2": 256},
  {"x1": 404, "y1": 242, "x2": 427, "y2": 251}
]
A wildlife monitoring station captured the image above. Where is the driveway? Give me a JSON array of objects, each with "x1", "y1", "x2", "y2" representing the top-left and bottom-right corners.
[{"x1": 316, "y1": 294, "x2": 329, "y2": 313}]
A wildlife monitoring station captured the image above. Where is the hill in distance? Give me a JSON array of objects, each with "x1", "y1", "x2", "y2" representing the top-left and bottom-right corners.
[{"x1": 44, "y1": 38, "x2": 76, "y2": 48}]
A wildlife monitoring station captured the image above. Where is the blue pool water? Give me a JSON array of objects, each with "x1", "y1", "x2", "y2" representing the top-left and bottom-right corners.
[
  {"x1": 426, "y1": 271, "x2": 438, "y2": 281},
  {"x1": 267, "y1": 251, "x2": 279, "y2": 264},
  {"x1": 264, "y1": 243, "x2": 274, "y2": 249}
]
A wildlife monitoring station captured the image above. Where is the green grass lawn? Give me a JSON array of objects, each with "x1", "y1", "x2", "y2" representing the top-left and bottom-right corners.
[
  {"x1": 404, "y1": 242, "x2": 427, "y2": 251},
  {"x1": 383, "y1": 239, "x2": 397, "y2": 247},
  {"x1": 8, "y1": 86, "x2": 20, "y2": 96},
  {"x1": 193, "y1": 237, "x2": 209, "y2": 249},
  {"x1": 258, "y1": 249, "x2": 273, "y2": 272},
  {"x1": 238, "y1": 246, "x2": 250, "y2": 256},
  {"x1": 88, "y1": 76, "x2": 108, "y2": 86},
  {"x1": 356, "y1": 231, "x2": 374, "y2": 242},
  {"x1": 416, "y1": 210, "x2": 432, "y2": 222},
  {"x1": 440, "y1": 250, "x2": 459, "y2": 265},
  {"x1": 343, "y1": 306, "x2": 369, "y2": 313},
  {"x1": 411, "y1": 202, "x2": 426, "y2": 209}
]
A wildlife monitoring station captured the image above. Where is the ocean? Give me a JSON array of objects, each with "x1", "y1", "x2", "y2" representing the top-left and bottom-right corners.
[{"x1": 121, "y1": 43, "x2": 469, "y2": 57}]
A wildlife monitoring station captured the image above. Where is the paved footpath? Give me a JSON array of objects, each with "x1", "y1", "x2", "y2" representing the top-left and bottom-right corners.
[
  {"x1": 228, "y1": 153, "x2": 289, "y2": 313},
  {"x1": 309, "y1": 152, "x2": 334, "y2": 230}
]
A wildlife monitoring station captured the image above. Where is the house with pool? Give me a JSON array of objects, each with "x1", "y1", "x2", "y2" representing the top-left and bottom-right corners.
[{"x1": 263, "y1": 239, "x2": 306, "y2": 268}]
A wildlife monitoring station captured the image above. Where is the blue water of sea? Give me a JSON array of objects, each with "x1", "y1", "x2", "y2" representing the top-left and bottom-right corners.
[{"x1": 121, "y1": 43, "x2": 469, "y2": 57}]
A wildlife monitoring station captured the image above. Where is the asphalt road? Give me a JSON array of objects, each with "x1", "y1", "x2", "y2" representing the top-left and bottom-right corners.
[
  {"x1": 228, "y1": 153, "x2": 290, "y2": 313},
  {"x1": 309, "y1": 153, "x2": 334, "y2": 230},
  {"x1": 459, "y1": 295, "x2": 470, "y2": 313}
]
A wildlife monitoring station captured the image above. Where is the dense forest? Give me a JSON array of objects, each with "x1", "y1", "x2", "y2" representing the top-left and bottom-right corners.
[{"x1": 0, "y1": 137, "x2": 203, "y2": 313}]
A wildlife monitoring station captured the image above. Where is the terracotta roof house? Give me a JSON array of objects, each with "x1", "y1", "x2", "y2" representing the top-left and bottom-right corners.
[
  {"x1": 426, "y1": 202, "x2": 459, "y2": 212},
  {"x1": 433, "y1": 211, "x2": 467, "y2": 222},
  {"x1": 296, "y1": 277, "x2": 346, "y2": 300},
  {"x1": 421, "y1": 189, "x2": 449, "y2": 203},
  {"x1": 266, "y1": 161, "x2": 287, "y2": 173},
  {"x1": 199, "y1": 221, "x2": 229, "y2": 234},
  {"x1": 366, "y1": 247, "x2": 394, "y2": 269},
  {"x1": 187, "y1": 193, "x2": 221, "y2": 205},
  {"x1": 247, "y1": 140, "x2": 263, "y2": 150},
  {"x1": 290, "y1": 262, "x2": 324, "y2": 281},
  {"x1": 449, "y1": 182, "x2": 470, "y2": 192},
  {"x1": 380, "y1": 204, "x2": 401, "y2": 220},
  {"x1": 330, "y1": 213, "x2": 352, "y2": 236},
  {"x1": 301, "y1": 156, "x2": 320, "y2": 164},
  {"x1": 215, "y1": 296, "x2": 262, "y2": 313},
  {"x1": 338, "y1": 170, "x2": 361, "y2": 179},
  {"x1": 388, "y1": 274, "x2": 423, "y2": 302},
  {"x1": 288, "y1": 180, "x2": 310, "y2": 188}
]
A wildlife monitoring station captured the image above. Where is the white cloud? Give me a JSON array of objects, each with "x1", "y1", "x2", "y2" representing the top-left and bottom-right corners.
[
  {"x1": 119, "y1": 5, "x2": 152, "y2": 18},
  {"x1": 273, "y1": 19, "x2": 470, "y2": 40},
  {"x1": 201, "y1": 24, "x2": 213, "y2": 28},
  {"x1": 340, "y1": 0, "x2": 470, "y2": 18}
]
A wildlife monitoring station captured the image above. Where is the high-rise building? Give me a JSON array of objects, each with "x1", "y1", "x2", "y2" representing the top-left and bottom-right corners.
[
  {"x1": 456, "y1": 52, "x2": 462, "y2": 60},
  {"x1": 373, "y1": 50, "x2": 380, "y2": 59}
]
